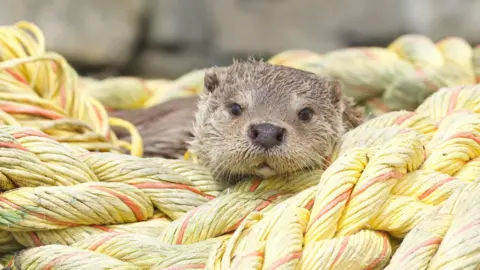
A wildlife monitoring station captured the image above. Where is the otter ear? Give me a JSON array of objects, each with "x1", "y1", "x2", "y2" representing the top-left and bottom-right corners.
[
  {"x1": 204, "y1": 67, "x2": 227, "y2": 93},
  {"x1": 324, "y1": 77, "x2": 364, "y2": 129},
  {"x1": 342, "y1": 95, "x2": 364, "y2": 130},
  {"x1": 327, "y1": 77, "x2": 343, "y2": 106}
]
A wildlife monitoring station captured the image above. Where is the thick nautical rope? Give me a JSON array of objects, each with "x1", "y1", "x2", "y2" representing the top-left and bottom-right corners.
[
  {"x1": 79, "y1": 35, "x2": 480, "y2": 119},
  {"x1": 269, "y1": 35, "x2": 479, "y2": 116},
  {"x1": 0, "y1": 21, "x2": 142, "y2": 156},
  {"x1": 385, "y1": 178, "x2": 480, "y2": 269},
  {"x1": 79, "y1": 71, "x2": 204, "y2": 111},
  {"x1": 0, "y1": 85, "x2": 478, "y2": 269}
]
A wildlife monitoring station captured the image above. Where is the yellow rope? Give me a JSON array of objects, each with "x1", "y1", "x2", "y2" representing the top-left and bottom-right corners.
[
  {"x1": 269, "y1": 35, "x2": 477, "y2": 116},
  {"x1": 10, "y1": 244, "x2": 141, "y2": 269},
  {"x1": 80, "y1": 153, "x2": 224, "y2": 220},
  {"x1": 10, "y1": 212, "x2": 170, "y2": 248},
  {"x1": 0, "y1": 84, "x2": 478, "y2": 269},
  {"x1": 0, "y1": 21, "x2": 141, "y2": 156},
  {"x1": 71, "y1": 233, "x2": 225, "y2": 269},
  {"x1": 386, "y1": 179, "x2": 480, "y2": 269},
  {"x1": 0, "y1": 182, "x2": 154, "y2": 231},
  {"x1": 0, "y1": 21, "x2": 480, "y2": 269},
  {"x1": 79, "y1": 35, "x2": 480, "y2": 119},
  {"x1": 78, "y1": 70, "x2": 205, "y2": 111},
  {"x1": 108, "y1": 117, "x2": 143, "y2": 157}
]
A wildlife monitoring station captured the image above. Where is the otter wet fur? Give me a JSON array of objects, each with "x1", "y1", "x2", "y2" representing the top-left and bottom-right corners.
[
  {"x1": 110, "y1": 96, "x2": 198, "y2": 159},
  {"x1": 189, "y1": 59, "x2": 364, "y2": 184}
]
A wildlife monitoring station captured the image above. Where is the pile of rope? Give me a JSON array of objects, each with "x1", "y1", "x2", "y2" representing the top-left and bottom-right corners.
[
  {"x1": 1, "y1": 20, "x2": 480, "y2": 269},
  {"x1": 78, "y1": 69, "x2": 206, "y2": 112},
  {"x1": 269, "y1": 36, "x2": 480, "y2": 116},
  {"x1": 79, "y1": 35, "x2": 480, "y2": 118},
  {"x1": 0, "y1": 83, "x2": 476, "y2": 269},
  {"x1": 0, "y1": 21, "x2": 142, "y2": 157}
]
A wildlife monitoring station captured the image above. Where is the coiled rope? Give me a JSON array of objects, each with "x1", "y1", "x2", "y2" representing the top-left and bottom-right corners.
[
  {"x1": 0, "y1": 20, "x2": 480, "y2": 269},
  {"x1": 0, "y1": 21, "x2": 142, "y2": 157},
  {"x1": 0, "y1": 84, "x2": 476, "y2": 269},
  {"x1": 78, "y1": 71, "x2": 205, "y2": 112},
  {"x1": 79, "y1": 35, "x2": 480, "y2": 119},
  {"x1": 269, "y1": 36, "x2": 479, "y2": 116}
]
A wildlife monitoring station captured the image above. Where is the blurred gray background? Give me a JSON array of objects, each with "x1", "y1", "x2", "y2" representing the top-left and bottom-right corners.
[{"x1": 1, "y1": 0, "x2": 478, "y2": 79}]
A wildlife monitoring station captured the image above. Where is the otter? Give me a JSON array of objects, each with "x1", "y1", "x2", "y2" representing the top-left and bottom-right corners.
[
  {"x1": 189, "y1": 59, "x2": 363, "y2": 184},
  {"x1": 111, "y1": 59, "x2": 363, "y2": 183}
]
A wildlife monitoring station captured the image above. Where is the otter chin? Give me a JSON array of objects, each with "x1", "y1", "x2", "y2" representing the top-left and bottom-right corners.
[
  {"x1": 189, "y1": 58, "x2": 363, "y2": 184},
  {"x1": 254, "y1": 162, "x2": 276, "y2": 178}
]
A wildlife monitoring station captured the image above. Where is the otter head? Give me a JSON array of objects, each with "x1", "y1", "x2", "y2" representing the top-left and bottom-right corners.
[{"x1": 190, "y1": 59, "x2": 363, "y2": 184}]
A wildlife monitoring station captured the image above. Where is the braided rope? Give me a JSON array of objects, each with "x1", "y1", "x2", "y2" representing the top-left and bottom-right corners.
[
  {"x1": 0, "y1": 21, "x2": 142, "y2": 156},
  {"x1": 0, "y1": 21, "x2": 480, "y2": 268},
  {"x1": 0, "y1": 182, "x2": 154, "y2": 231},
  {"x1": 80, "y1": 153, "x2": 223, "y2": 220},
  {"x1": 80, "y1": 35, "x2": 480, "y2": 119},
  {"x1": 79, "y1": 71, "x2": 205, "y2": 111},
  {"x1": 0, "y1": 84, "x2": 477, "y2": 269},
  {"x1": 10, "y1": 244, "x2": 140, "y2": 269},
  {"x1": 0, "y1": 86, "x2": 480, "y2": 269},
  {"x1": 386, "y1": 179, "x2": 480, "y2": 269},
  {"x1": 11, "y1": 212, "x2": 170, "y2": 248},
  {"x1": 269, "y1": 35, "x2": 478, "y2": 116},
  {"x1": 72, "y1": 232, "x2": 224, "y2": 269}
]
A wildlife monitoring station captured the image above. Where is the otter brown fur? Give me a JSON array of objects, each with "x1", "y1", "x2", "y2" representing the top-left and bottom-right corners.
[
  {"x1": 189, "y1": 59, "x2": 363, "y2": 184},
  {"x1": 111, "y1": 59, "x2": 363, "y2": 182},
  {"x1": 110, "y1": 96, "x2": 198, "y2": 159}
]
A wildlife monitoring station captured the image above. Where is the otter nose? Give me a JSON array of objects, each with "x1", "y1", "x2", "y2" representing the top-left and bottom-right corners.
[{"x1": 248, "y1": 123, "x2": 286, "y2": 149}]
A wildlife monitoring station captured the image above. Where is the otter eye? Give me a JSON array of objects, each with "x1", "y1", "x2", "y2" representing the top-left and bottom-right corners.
[
  {"x1": 298, "y1": 107, "x2": 314, "y2": 122},
  {"x1": 230, "y1": 103, "x2": 242, "y2": 116}
]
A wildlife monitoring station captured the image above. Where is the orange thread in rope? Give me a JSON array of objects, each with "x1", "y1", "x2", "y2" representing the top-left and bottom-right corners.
[
  {"x1": 0, "y1": 142, "x2": 29, "y2": 152},
  {"x1": 176, "y1": 207, "x2": 200, "y2": 244},
  {"x1": 0, "y1": 105, "x2": 65, "y2": 120},
  {"x1": 132, "y1": 182, "x2": 215, "y2": 200},
  {"x1": 267, "y1": 251, "x2": 303, "y2": 270},
  {"x1": 417, "y1": 176, "x2": 455, "y2": 201},
  {"x1": 90, "y1": 186, "x2": 145, "y2": 221}
]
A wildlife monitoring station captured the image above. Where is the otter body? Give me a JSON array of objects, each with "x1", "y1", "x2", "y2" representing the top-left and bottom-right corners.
[
  {"x1": 190, "y1": 59, "x2": 363, "y2": 184},
  {"x1": 111, "y1": 96, "x2": 199, "y2": 159}
]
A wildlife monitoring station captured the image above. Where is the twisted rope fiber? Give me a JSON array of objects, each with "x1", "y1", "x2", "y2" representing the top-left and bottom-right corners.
[
  {"x1": 0, "y1": 85, "x2": 476, "y2": 269},
  {"x1": 269, "y1": 36, "x2": 480, "y2": 116},
  {"x1": 11, "y1": 212, "x2": 170, "y2": 248},
  {"x1": 1, "y1": 20, "x2": 480, "y2": 270},
  {"x1": 79, "y1": 72, "x2": 203, "y2": 111},
  {"x1": 80, "y1": 35, "x2": 480, "y2": 119},
  {"x1": 0, "y1": 21, "x2": 142, "y2": 157}
]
